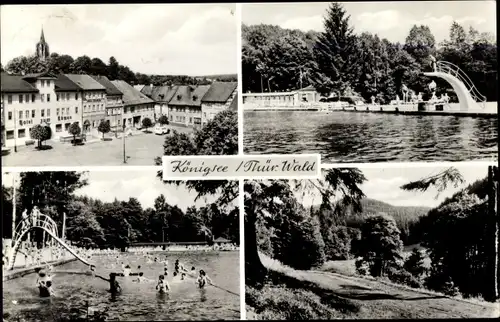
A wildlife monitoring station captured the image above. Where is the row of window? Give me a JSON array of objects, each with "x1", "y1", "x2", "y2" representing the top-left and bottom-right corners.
[
  {"x1": 57, "y1": 93, "x2": 79, "y2": 101},
  {"x1": 40, "y1": 79, "x2": 52, "y2": 88},
  {"x1": 84, "y1": 104, "x2": 105, "y2": 112},
  {"x1": 6, "y1": 107, "x2": 79, "y2": 121},
  {"x1": 169, "y1": 107, "x2": 201, "y2": 113},
  {"x1": 5, "y1": 122, "x2": 78, "y2": 140}
]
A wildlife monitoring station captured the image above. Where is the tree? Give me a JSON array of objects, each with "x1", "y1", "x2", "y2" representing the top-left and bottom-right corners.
[
  {"x1": 353, "y1": 213, "x2": 404, "y2": 277},
  {"x1": 97, "y1": 120, "x2": 110, "y2": 140},
  {"x1": 155, "y1": 131, "x2": 197, "y2": 163},
  {"x1": 69, "y1": 55, "x2": 92, "y2": 74},
  {"x1": 30, "y1": 124, "x2": 51, "y2": 149},
  {"x1": 194, "y1": 110, "x2": 238, "y2": 155},
  {"x1": 404, "y1": 25, "x2": 436, "y2": 69},
  {"x1": 68, "y1": 122, "x2": 81, "y2": 146},
  {"x1": 244, "y1": 169, "x2": 366, "y2": 286},
  {"x1": 142, "y1": 117, "x2": 153, "y2": 132},
  {"x1": 108, "y1": 57, "x2": 119, "y2": 80},
  {"x1": 90, "y1": 58, "x2": 108, "y2": 76},
  {"x1": 66, "y1": 200, "x2": 105, "y2": 248},
  {"x1": 5, "y1": 55, "x2": 48, "y2": 75},
  {"x1": 313, "y1": 2, "x2": 361, "y2": 95},
  {"x1": 158, "y1": 115, "x2": 169, "y2": 125},
  {"x1": 404, "y1": 248, "x2": 427, "y2": 279}
]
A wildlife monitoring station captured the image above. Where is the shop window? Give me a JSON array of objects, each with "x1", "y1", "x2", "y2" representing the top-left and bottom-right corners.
[
  {"x1": 6, "y1": 131, "x2": 14, "y2": 139},
  {"x1": 56, "y1": 124, "x2": 62, "y2": 132},
  {"x1": 18, "y1": 129, "x2": 26, "y2": 138}
]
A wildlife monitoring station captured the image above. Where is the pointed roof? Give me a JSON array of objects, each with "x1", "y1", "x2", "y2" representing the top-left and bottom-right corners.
[
  {"x1": 40, "y1": 27, "x2": 46, "y2": 43},
  {"x1": 150, "y1": 85, "x2": 178, "y2": 103},
  {"x1": 54, "y1": 74, "x2": 81, "y2": 92},
  {"x1": 64, "y1": 74, "x2": 106, "y2": 91}
]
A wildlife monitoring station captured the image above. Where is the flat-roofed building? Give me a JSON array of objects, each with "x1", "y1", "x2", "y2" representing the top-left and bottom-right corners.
[
  {"x1": 201, "y1": 81, "x2": 237, "y2": 126},
  {"x1": 111, "y1": 80, "x2": 155, "y2": 129}
]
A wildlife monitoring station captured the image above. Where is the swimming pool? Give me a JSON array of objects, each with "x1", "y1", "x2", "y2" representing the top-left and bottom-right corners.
[{"x1": 3, "y1": 251, "x2": 240, "y2": 321}]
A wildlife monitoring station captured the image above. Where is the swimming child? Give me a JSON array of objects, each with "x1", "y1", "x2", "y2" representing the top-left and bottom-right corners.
[
  {"x1": 181, "y1": 273, "x2": 186, "y2": 281},
  {"x1": 174, "y1": 259, "x2": 185, "y2": 274},
  {"x1": 123, "y1": 265, "x2": 131, "y2": 277},
  {"x1": 133, "y1": 272, "x2": 153, "y2": 283},
  {"x1": 195, "y1": 270, "x2": 213, "y2": 289},
  {"x1": 155, "y1": 275, "x2": 170, "y2": 293}
]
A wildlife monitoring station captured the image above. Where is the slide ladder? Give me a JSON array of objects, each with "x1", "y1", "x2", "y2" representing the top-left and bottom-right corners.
[
  {"x1": 8, "y1": 213, "x2": 92, "y2": 270},
  {"x1": 433, "y1": 61, "x2": 487, "y2": 108}
]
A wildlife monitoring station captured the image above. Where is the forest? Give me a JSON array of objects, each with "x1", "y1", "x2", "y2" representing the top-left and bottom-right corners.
[
  {"x1": 242, "y1": 2, "x2": 497, "y2": 104},
  {"x1": 1, "y1": 172, "x2": 239, "y2": 249},
  {"x1": 1, "y1": 54, "x2": 236, "y2": 86},
  {"x1": 244, "y1": 166, "x2": 498, "y2": 320}
]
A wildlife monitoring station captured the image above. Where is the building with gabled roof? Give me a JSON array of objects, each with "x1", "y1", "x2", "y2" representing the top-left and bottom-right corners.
[
  {"x1": 167, "y1": 85, "x2": 211, "y2": 128},
  {"x1": 111, "y1": 80, "x2": 155, "y2": 129},
  {"x1": 91, "y1": 75, "x2": 124, "y2": 129},
  {"x1": 65, "y1": 74, "x2": 107, "y2": 133},
  {"x1": 200, "y1": 81, "x2": 237, "y2": 126},
  {"x1": 1, "y1": 72, "x2": 84, "y2": 147},
  {"x1": 150, "y1": 85, "x2": 178, "y2": 121}
]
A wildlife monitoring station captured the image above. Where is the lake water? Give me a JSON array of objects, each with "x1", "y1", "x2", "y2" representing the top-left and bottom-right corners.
[
  {"x1": 3, "y1": 251, "x2": 240, "y2": 321},
  {"x1": 244, "y1": 111, "x2": 498, "y2": 163}
]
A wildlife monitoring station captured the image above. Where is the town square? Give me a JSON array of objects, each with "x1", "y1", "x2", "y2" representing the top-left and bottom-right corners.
[{"x1": 1, "y1": 4, "x2": 238, "y2": 166}]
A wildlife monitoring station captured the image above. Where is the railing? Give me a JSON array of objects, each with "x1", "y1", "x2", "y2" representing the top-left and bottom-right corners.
[{"x1": 436, "y1": 61, "x2": 487, "y2": 108}]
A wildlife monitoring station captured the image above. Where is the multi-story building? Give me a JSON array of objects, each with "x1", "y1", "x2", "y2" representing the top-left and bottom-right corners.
[
  {"x1": 64, "y1": 74, "x2": 107, "y2": 133},
  {"x1": 167, "y1": 85, "x2": 210, "y2": 129},
  {"x1": 53, "y1": 74, "x2": 84, "y2": 135},
  {"x1": 149, "y1": 85, "x2": 178, "y2": 121},
  {"x1": 1, "y1": 71, "x2": 85, "y2": 147},
  {"x1": 91, "y1": 75, "x2": 124, "y2": 129},
  {"x1": 111, "y1": 80, "x2": 155, "y2": 129},
  {"x1": 200, "y1": 81, "x2": 237, "y2": 126}
]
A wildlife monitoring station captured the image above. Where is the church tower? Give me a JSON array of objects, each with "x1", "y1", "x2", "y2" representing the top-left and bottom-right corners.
[{"x1": 36, "y1": 27, "x2": 50, "y2": 61}]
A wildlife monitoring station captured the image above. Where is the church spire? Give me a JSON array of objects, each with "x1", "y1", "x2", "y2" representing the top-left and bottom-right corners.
[{"x1": 40, "y1": 27, "x2": 45, "y2": 43}]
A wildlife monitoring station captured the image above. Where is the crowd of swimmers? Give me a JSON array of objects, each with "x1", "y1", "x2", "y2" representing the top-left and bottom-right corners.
[
  {"x1": 127, "y1": 244, "x2": 238, "y2": 253},
  {"x1": 34, "y1": 253, "x2": 216, "y2": 298}
]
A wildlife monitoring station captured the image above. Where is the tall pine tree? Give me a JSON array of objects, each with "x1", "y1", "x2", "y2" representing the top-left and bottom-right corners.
[{"x1": 313, "y1": 2, "x2": 361, "y2": 96}]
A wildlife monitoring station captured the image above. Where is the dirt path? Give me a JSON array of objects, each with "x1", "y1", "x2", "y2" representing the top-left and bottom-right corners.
[{"x1": 283, "y1": 269, "x2": 499, "y2": 319}]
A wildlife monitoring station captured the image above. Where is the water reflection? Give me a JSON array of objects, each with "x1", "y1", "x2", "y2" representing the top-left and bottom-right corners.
[{"x1": 244, "y1": 111, "x2": 498, "y2": 162}]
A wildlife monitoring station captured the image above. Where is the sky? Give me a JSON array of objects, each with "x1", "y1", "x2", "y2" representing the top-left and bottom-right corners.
[
  {"x1": 0, "y1": 4, "x2": 237, "y2": 76},
  {"x1": 243, "y1": 1, "x2": 497, "y2": 44},
  {"x1": 1, "y1": 170, "x2": 228, "y2": 212},
  {"x1": 297, "y1": 164, "x2": 492, "y2": 208}
]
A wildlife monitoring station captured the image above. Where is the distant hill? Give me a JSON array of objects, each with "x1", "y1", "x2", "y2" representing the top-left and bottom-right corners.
[
  {"x1": 312, "y1": 198, "x2": 431, "y2": 245},
  {"x1": 196, "y1": 74, "x2": 237, "y2": 81}
]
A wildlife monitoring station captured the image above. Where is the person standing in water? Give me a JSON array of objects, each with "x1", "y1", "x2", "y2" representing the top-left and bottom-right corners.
[
  {"x1": 35, "y1": 269, "x2": 55, "y2": 297},
  {"x1": 195, "y1": 270, "x2": 213, "y2": 289},
  {"x1": 156, "y1": 275, "x2": 170, "y2": 293}
]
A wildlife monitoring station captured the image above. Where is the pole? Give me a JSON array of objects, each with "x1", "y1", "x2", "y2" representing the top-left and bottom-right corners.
[
  {"x1": 13, "y1": 103, "x2": 17, "y2": 153},
  {"x1": 62, "y1": 212, "x2": 66, "y2": 240},
  {"x1": 11, "y1": 173, "x2": 16, "y2": 245},
  {"x1": 122, "y1": 102, "x2": 126, "y2": 164},
  {"x1": 260, "y1": 75, "x2": 263, "y2": 93}
]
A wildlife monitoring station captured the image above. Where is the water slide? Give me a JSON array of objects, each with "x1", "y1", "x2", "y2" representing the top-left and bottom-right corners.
[
  {"x1": 8, "y1": 225, "x2": 92, "y2": 270},
  {"x1": 424, "y1": 61, "x2": 487, "y2": 111}
]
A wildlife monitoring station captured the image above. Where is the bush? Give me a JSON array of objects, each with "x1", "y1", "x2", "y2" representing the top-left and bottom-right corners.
[
  {"x1": 158, "y1": 115, "x2": 169, "y2": 125},
  {"x1": 355, "y1": 258, "x2": 369, "y2": 276},
  {"x1": 246, "y1": 285, "x2": 344, "y2": 320},
  {"x1": 386, "y1": 266, "x2": 423, "y2": 288},
  {"x1": 425, "y1": 270, "x2": 460, "y2": 296}
]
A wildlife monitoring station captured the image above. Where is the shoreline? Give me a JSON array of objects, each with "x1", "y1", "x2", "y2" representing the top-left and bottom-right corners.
[{"x1": 244, "y1": 107, "x2": 498, "y2": 118}]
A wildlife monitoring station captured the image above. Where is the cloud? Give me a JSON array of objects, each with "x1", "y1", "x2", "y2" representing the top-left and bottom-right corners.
[
  {"x1": 281, "y1": 15, "x2": 324, "y2": 32},
  {"x1": 1, "y1": 4, "x2": 236, "y2": 75}
]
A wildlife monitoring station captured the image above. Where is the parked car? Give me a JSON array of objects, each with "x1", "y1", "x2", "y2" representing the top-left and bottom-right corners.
[{"x1": 154, "y1": 125, "x2": 170, "y2": 135}]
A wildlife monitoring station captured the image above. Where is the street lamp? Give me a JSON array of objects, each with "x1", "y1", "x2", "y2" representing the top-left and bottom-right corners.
[
  {"x1": 13, "y1": 102, "x2": 17, "y2": 153},
  {"x1": 122, "y1": 122, "x2": 126, "y2": 164}
]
